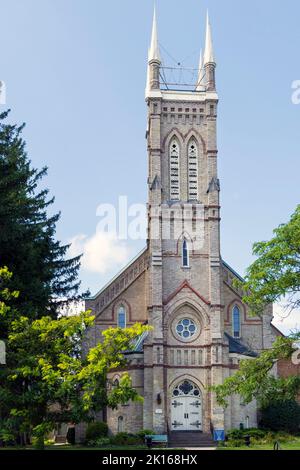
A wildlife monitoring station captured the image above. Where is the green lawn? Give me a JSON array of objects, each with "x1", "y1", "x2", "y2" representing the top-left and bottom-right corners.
[
  {"x1": 1, "y1": 438, "x2": 300, "y2": 451},
  {"x1": 218, "y1": 438, "x2": 300, "y2": 451},
  {"x1": 0, "y1": 445, "x2": 151, "y2": 451},
  {"x1": 46, "y1": 445, "x2": 150, "y2": 451}
]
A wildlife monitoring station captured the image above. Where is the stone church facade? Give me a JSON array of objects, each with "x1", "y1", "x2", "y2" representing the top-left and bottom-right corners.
[{"x1": 80, "y1": 12, "x2": 277, "y2": 440}]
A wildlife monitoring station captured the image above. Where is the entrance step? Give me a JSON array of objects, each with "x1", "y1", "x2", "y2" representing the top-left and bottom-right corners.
[
  {"x1": 55, "y1": 435, "x2": 67, "y2": 444},
  {"x1": 169, "y1": 432, "x2": 215, "y2": 448}
]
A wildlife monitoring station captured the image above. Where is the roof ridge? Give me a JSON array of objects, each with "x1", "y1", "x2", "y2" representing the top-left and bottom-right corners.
[{"x1": 87, "y1": 247, "x2": 148, "y2": 301}]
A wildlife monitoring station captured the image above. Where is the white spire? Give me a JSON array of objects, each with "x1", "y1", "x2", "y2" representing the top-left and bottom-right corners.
[
  {"x1": 203, "y1": 11, "x2": 215, "y2": 65},
  {"x1": 196, "y1": 49, "x2": 204, "y2": 91},
  {"x1": 148, "y1": 6, "x2": 161, "y2": 63}
]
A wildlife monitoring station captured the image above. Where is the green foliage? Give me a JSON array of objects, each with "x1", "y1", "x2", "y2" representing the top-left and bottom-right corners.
[
  {"x1": 85, "y1": 422, "x2": 108, "y2": 441},
  {"x1": 212, "y1": 206, "x2": 300, "y2": 408},
  {"x1": 0, "y1": 268, "x2": 150, "y2": 447},
  {"x1": 228, "y1": 439, "x2": 244, "y2": 448},
  {"x1": 227, "y1": 428, "x2": 267, "y2": 440},
  {"x1": 234, "y1": 205, "x2": 300, "y2": 316},
  {"x1": 86, "y1": 437, "x2": 111, "y2": 448},
  {"x1": 225, "y1": 428, "x2": 296, "y2": 448},
  {"x1": 110, "y1": 432, "x2": 141, "y2": 446},
  {"x1": 241, "y1": 428, "x2": 266, "y2": 439},
  {"x1": 0, "y1": 110, "x2": 81, "y2": 322},
  {"x1": 212, "y1": 334, "x2": 300, "y2": 407},
  {"x1": 260, "y1": 400, "x2": 300, "y2": 434},
  {"x1": 135, "y1": 429, "x2": 154, "y2": 441},
  {"x1": 32, "y1": 423, "x2": 53, "y2": 450}
]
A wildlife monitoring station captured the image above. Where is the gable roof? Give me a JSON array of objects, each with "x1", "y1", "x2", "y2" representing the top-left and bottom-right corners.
[
  {"x1": 222, "y1": 260, "x2": 245, "y2": 283},
  {"x1": 123, "y1": 330, "x2": 149, "y2": 355},
  {"x1": 87, "y1": 247, "x2": 148, "y2": 301}
]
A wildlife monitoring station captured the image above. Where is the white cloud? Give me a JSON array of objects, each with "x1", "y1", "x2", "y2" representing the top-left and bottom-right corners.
[
  {"x1": 68, "y1": 232, "x2": 131, "y2": 275},
  {"x1": 273, "y1": 303, "x2": 300, "y2": 335}
]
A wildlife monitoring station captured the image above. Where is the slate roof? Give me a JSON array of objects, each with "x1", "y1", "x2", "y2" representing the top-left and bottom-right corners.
[
  {"x1": 124, "y1": 330, "x2": 149, "y2": 355},
  {"x1": 125, "y1": 330, "x2": 257, "y2": 358},
  {"x1": 225, "y1": 332, "x2": 258, "y2": 358}
]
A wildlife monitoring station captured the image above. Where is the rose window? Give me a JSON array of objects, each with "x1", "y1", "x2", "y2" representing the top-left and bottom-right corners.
[{"x1": 176, "y1": 318, "x2": 197, "y2": 339}]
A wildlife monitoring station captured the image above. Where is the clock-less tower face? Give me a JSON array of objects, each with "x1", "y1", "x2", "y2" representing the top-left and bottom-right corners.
[{"x1": 145, "y1": 8, "x2": 225, "y2": 436}]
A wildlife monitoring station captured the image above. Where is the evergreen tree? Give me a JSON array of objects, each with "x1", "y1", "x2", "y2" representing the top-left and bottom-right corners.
[{"x1": 0, "y1": 110, "x2": 81, "y2": 321}]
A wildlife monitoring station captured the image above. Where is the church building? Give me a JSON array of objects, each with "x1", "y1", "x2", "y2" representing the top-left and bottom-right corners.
[{"x1": 81, "y1": 10, "x2": 277, "y2": 445}]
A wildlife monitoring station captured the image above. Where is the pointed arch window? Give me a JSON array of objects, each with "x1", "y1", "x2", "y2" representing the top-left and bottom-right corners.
[
  {"x1": 118, "y1": 305, "x2": 126, "y2": 329},
  {"x1": 118, "y1": 416, "x2": 124, "y2": 433},
  {"x1": 182, "y1": 240, "x2": 189, "y2": 268},
  {"x1": 232, "y1": 305, "x2": 241, "y2": 338},
  {"x1": 170, "y1": 138, "x2": 180, "y2": 200},
  {"x1": 188, "y1": 139, "x2": 198, "y2": 201}
]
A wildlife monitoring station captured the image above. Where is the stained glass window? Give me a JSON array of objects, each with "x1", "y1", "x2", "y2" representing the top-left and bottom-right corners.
[
  {"x1": 176, "y1": 318, "x2": 197, "y2": 339},
  {"x1": 118, "y1": 305, "x2": 126, "y2": 329},
  {"x1": 182, "y1": 240, "x2": 189, "y2": 267},
  {"x1": 172, "y1": 380, "x2": 201, "y2": 397},
  {"x1": 233, "y1": 305, "x2": 241, "y2": 338}
]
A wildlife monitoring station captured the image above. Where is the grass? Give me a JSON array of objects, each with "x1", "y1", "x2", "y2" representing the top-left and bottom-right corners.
[
  {"x1": 1, "y1": 437, "x2": 300, "y2": 451},
  {"x1": 46, "y1": 445, "x2": 150, "y2": 451},
  {"x1": 0, "y1": 445, "x2": 154, "y2": 451},
  {"x1": 218, "y1": 437, "x2": 300, "y2": 451}
]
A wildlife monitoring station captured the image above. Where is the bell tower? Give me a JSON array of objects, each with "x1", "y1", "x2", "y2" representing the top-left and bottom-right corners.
[{"x1": 144, "y1": 8, "x2": 225, "y2": 434}]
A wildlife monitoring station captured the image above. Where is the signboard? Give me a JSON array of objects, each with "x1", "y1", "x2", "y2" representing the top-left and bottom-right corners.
[{"x1": 213, "y1": 429, "x2": 225, "y2": 442}]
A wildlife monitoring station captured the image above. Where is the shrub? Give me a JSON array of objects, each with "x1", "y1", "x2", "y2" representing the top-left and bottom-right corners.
[
  {"x1": 110, "y1": 432, "x2": 141, "y2": 446},
  {"x1": 227, "y1": 429, "x2": 243, "y2": 440},
  {"x1": 126, "y1": 436, "x2": 141, "y2": 446},
  {"x1": 260, "y1": 400, "x2": 300, "y2": 434},
  {"x1": 245, "y1": 428, "x2": 267, "y2": 439},
  {"x1": 229, "y1": 439, "x2": 244, "y2": 448},
  {"x1": 135, "y1": 429, "x2": 154, "y2": 442},
  {"x1": 227, "y1": 428, "x2": 268, "y2": 441},
  {"x1": 85, "y1": 422, "x2": 108, "y2": 442},
  {"x1": 87, "y1": 437, "x2": 111, "y2": 448}
]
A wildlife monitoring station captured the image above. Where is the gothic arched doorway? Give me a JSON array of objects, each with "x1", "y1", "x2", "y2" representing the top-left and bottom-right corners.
[{"x1": 171, "y1": 380, "x2": 202, "y2": 431}]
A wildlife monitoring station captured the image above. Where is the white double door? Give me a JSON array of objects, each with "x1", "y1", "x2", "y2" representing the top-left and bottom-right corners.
[{"x1": 171, "y1": 396, "x2": 202, "y2": 431}]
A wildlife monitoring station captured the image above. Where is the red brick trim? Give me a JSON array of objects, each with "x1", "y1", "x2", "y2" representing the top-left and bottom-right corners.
[
  {"x1": 175, "y1": 232, "x2": 195, "y2": 256},
  {"x1": 225, "y1": 299, "x2": 262, "y2": 325},
  {"x1": 143, "y1": 364, "x2": 233, "y2": 370},
  {"x1": 112, "y1": 298, "x2": 132, "y2": 322},
  {"x1": 163, "y1": 280, "x2": 211, "y2": 307},
  {"x1": 168, "y1": 374, "x2": 205, "y2": 390},
  {"x1": 143, "y1": 343, "x2": 229, "y2": 349},
  {"x1": 161, "y1": 127, "x2": 207, "y2": 154}
]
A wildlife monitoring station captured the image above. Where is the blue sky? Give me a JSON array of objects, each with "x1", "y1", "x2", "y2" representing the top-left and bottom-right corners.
[{"x1": 0, "y1": 0, "x2": 299, "y2": 332}]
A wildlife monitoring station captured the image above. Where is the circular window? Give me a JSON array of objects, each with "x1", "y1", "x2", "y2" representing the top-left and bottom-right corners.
[{"x1": 176, "y1": 318, "x2": 197, "y2": 339}]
